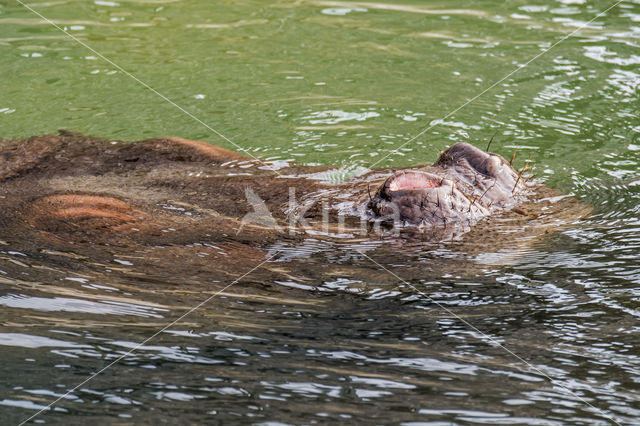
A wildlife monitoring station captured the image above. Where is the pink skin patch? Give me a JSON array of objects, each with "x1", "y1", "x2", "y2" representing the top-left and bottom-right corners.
[{"x1": 388, "y1": 172, "x2": 442, "y2": 192}]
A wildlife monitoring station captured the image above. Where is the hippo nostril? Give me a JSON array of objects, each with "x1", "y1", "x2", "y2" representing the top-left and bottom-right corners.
[{"x1": 387, "y1": 171, "x2": 442, "y2": 192}]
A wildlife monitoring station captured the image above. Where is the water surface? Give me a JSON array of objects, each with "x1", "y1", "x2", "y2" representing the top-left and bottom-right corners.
[{"x1": 1, "y1": 0, "x2": 640, "y2": 424}]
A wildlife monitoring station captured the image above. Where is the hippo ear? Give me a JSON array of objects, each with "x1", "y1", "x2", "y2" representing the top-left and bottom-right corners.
[
  {"x1": 0, "y1": 135, "x2": 65, "y2": 181},
  {"x1": 122, "y1": 137, "x2": 248, "y2": 163}
]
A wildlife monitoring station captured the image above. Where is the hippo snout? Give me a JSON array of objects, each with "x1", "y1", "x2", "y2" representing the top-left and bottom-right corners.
[{"x1": 370, "y1": 142, "x2": 526, "y2": 227}]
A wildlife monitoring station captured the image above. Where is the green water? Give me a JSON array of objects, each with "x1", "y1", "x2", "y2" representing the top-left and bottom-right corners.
[
  {"x1": 2, "y1": 0, "x2": 640, "y2": 424},
  {"x1": 2, "y1": 0, "x2": 637, "y2": 181}
]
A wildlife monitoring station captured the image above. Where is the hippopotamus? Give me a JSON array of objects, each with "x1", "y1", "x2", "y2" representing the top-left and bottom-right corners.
[
  {"x1": 371, "y1": 142, "x2": 528, "y2": 227},
  {"x1": 0, "y1": 131, "x2": 589, "y2": 287}
]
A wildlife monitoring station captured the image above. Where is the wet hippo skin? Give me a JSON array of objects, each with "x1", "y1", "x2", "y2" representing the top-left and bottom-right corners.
[
  {"x1": 371, "y1": 141, "x2": 527, "y2": 227},
  {"x1": 0, "y1": 132, "x2": 589, "y2": 284}
]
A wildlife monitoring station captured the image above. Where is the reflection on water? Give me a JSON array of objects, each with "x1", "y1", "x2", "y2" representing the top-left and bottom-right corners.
[{"x1": 2, "y1": 0, "x2": 640, "y2": 424}]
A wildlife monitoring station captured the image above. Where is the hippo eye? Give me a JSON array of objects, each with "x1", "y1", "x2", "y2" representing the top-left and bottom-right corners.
[{"x1": 387, "y1": 171, "x2": 442, "y2": 192}]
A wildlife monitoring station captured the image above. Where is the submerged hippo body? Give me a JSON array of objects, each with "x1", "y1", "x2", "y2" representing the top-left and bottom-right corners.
[{"x1": 0, "y1": 132, "x2": 588, "y2": 286}]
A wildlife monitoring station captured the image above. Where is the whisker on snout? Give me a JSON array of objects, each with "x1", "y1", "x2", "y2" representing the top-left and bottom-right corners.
[
  {"x1": 513, "y1": 161, "x2": 530, "y2": 193},
  {"x1": 486, "y1": 130, "x2": 499, "y2": 152}
]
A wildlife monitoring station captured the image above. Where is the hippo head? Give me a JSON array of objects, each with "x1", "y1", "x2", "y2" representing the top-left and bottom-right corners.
[{"x1": 370, "y1": 143, "x2": 527, "y2": 227}]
